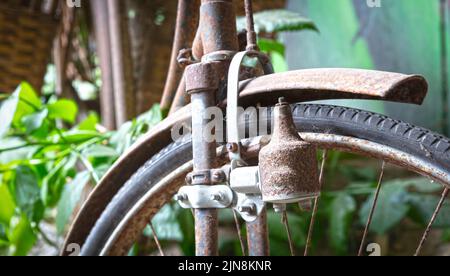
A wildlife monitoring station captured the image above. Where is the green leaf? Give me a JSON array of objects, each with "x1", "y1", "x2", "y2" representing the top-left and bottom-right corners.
[
  {"x1": 237, "y1": 9, "x2": 318, "y2": 34},
  {"x1": 0, "y1": 138, "x2": 36, "y2": 166},
  {"x1": 387, "y1": 178, "x2": 442, "y2": 193},
  {"x1": 359, "y1": 183, "x2": 410, "y2": 235},
  {"x1": 0, "y1": 93, "x2": 19, "y2": 137},
  {"x1": 58, "y1": 130, "x2": 102, "y2": 143},
  {"x1": 77, "y1": 113, "x2": 99, "y2": 131},
  {"x1": 41, "y1": 156, "x2": 75, "y2": 207},
  {"x1": 7, "y1": 214, "x2": 37, "y2": 256},
  {"x1": 442, "y1": 229, "x2": 450, "y2": 242},
  {"x1": 267, "y1": 211, "x2": 308, "y2": 256},
  {"x1": 0, "y1": 223, "x2": 7, "y2": 242},
  {"x1": 48, "y1": 99, "x2": 78, "y2": 124},
  {"x1": 258, "y1": 38, "x2": 286, "y2": 56},
  {"x1": 82, "y1": 145, "x2": 118, "y2": 158},
  {"x1": 407, "y1": 194, "x2": 450, "y2": 228},
  {"x1": 0, "y1": 181, "x2": 16, "y2": 225},
  {"x1": 328, "y1": 193, "x2": 356, "y2": 255},
  {"x1": 56, "y1": 171, "x2": 90, "y2": 234},
  {"x1": 146, "y1": 204, "x2": 183, "y2": 241},
  {"x1": 15, "y1": 166, "x2": 41, "y2": 220},
  {"x1": 339, "y1": 165, "x2": 377, "y2": 182},
  {"x1": 271, "y1": 51, "x2": 289, "y2": 73},
  {"x1": 176, "y1": 208, "x2": 195, "y2": 256},
  {"x1": 13, "y1": 83, "x2": 42, "y2": 126},
  {"x1": 17, "y1": 82, "x2": 41, "y2": 109},
  {"x1": 22, "y1": 109, "x2": 48, "y2": 134},
  {"x1": 110, "y1": 121, "x2": 133, "y2": 154}
]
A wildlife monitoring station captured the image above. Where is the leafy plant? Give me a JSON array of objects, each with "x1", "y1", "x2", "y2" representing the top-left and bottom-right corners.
[
  {"x1": 0, "y1": 82, "x2": 162, "y2": 255},
  {"x1": 236, "y1": 9, "x2": 318, "y2": 34},
  {"x1": 238, "y1": 9, "x2": 318, "y2": 73}
]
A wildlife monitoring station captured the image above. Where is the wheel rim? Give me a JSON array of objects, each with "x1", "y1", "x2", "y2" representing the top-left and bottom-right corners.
[{"x1": 99, "y1": 133, "x2": 450, "y2": 255}]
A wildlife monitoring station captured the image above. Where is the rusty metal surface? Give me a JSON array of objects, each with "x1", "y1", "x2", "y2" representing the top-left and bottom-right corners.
[
  {"x1": 160, "y1": 0, "x2": 200, "y2": 112},
  {"x1": 259, "y1": 100, "x2": 320, "y2": 203},
  {"x1": 190, "y1": 0, "x2": 239, "y2": 256},
  {"x1": 246, "y1": 208, "x2": 270, "y2": 256},
  {"x1": 194, "y1": 209, "x2": 219, "y2": 256},
  {"x1": 238, "y1": 68, "x2": 428, "y2": 106},
  {"x1": 185, "y1": 62, "x2": 221, "y2": 93},
  {"x1": 190, "y1": 70, "x2": 219, "y2": 257},
  {"x1": 199, "y1": 0, "x2": 238, "y2": 55},
  {"x1": 244, "y1": 0, "x2": 258, "y2": 51}
]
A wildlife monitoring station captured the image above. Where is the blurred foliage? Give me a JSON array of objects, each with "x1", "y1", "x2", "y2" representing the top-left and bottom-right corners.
[
  {"x1": 238, "y1": 9, "x2": 318, "y2": 73},
  {"x1": 0, "y1": 83, "x2": 162, "y2": 255},
  {"x1": 236, "y1": 9, "x2": 318, "y2": 34}
]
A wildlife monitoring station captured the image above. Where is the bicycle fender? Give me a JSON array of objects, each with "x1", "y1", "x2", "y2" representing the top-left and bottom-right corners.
[{"x1": 238, "y1": 68, "x2": 428, "y2": 106}]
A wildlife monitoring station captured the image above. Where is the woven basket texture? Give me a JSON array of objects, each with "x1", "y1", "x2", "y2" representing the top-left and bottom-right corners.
[{"x1": 0, "y1": 3, "x2": 57, "y2": 93}]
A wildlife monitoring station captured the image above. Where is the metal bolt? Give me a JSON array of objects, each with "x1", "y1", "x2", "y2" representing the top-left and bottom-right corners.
[
  {"x1": 210, "y1": 194, "x2": 223, "y2": 202},
  {"x1": 226, "y1": 143, "x2": 239, "y2": 153},
  {"x1": 175, "y1": 193, "x2": 187, "y2": 202},
  {"x1": 238, "y1": 203, "x2": 256, "y2": 214},
  {"x1": 212, "y1": 171, "x2": 225, "y2": 183}
]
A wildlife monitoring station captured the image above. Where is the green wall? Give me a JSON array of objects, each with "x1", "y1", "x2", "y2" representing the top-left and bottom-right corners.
[{"x1": 285, "y1": 0, "x2": 449, "y2": 134}]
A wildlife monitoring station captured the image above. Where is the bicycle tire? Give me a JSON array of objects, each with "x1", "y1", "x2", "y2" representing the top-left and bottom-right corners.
[{"x1": 80, "y1": 104, "x2": 450, "y2": 256}]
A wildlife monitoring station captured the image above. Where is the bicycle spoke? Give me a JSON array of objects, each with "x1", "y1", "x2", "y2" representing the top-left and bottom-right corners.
[
  {"x1": 304, "y1": 150, "x2": 328, "y2": 256},
  {"x1": 149, "y1": 222, "x2": 165, "y2": 256},
  {"x1": 282, "y1": 210, "x2": 296, "y2": 256},
  {"x1": 414, "y1": 188, "x2": 450, "y2": 256},
  {"x1": 358, "y1": 161, "x2": 386, "y2": 256},
  {"x1": 232, "y1": 210, "x2": 247, "y2": 256}
]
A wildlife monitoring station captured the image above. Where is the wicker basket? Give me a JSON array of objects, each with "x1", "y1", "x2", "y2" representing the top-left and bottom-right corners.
[{"x1": 0, "y1": 4, "x2": 57, "y2": 93}]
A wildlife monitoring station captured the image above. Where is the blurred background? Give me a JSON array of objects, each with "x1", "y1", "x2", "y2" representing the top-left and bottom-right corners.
[
  {"x1": 285, "y1": 0, "x2": 450, "y2": 136},
  {"x1": 0, "y1": 0, "x2": 449, "y2": 256}
]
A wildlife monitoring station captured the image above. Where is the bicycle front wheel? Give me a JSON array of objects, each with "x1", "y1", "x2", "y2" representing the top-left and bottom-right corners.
[{"x1": 78, "y1": 104, "x2": 450, "y2": 256}]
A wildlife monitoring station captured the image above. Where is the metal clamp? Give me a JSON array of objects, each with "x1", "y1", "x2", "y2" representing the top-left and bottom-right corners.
[
  {"x1": 186, "y1": 168, "x2": 228, "y2": 185},
  {"x1": 201, "y1": 50, "x2": 237, "y2": 63},
  {"x1": 175, "y1": 185, "x2": 234, "y2": 209},
  {"x1": 230, "y1": 166, "x2": 261, "y2": 194},
  {"x1": 226, "y1": 51, "x2": 274, "y2": 164},
  {"x1": 230, "y1": 166, "x2": 264, "y2": 222},
  {"x1": 185, "y1": 62, "x2": 221, "y2": 94},
  {"x1": 176, "y1": 166, "x2": 266, "y2": 222}
]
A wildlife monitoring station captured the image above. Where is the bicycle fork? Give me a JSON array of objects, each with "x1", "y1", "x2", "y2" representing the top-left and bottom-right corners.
[
  {"x1": 182, "y1": 0, "x2": 321, "y2": 256},
  {"x1": 185, "y1": 0, "x2": 239, "y2": 256}
]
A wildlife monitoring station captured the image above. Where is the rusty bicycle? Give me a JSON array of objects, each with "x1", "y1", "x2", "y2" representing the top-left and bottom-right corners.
[{"x1": 63, "y1": 0, "x2": 450, "y2": 256}]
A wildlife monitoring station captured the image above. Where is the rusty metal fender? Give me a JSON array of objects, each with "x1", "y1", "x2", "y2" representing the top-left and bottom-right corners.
[
  {"x1": 238, "y1": 68, "x2": 428, "y2": 106},
  {"x1": 62, "y1": 68, "x2": 427, "y2": 254}
]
